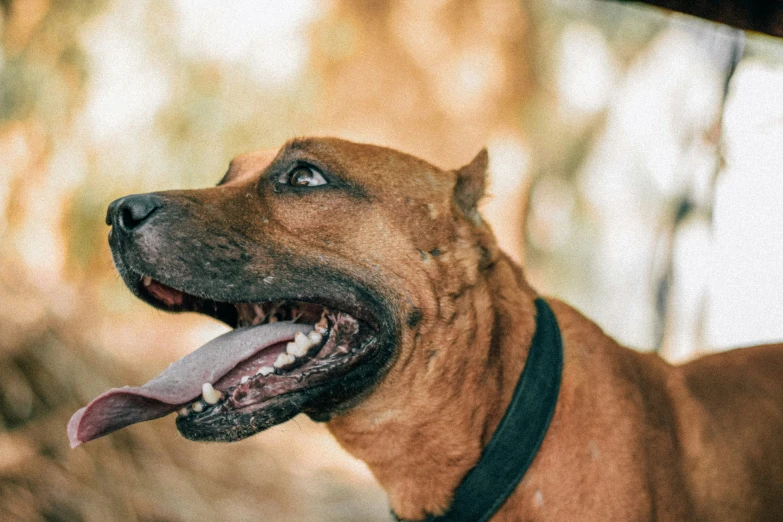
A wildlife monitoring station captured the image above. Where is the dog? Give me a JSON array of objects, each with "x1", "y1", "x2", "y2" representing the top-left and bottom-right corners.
[{"x1": 70, "y1": 137, "x2": 783, "y2": 521}]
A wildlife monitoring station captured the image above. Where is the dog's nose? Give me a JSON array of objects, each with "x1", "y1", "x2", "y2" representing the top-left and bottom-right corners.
[{"x1": 106, "y1": 194, "x2": 164, "y2": 233}]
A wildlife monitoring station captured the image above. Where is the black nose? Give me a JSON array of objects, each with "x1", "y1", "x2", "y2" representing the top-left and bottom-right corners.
[{"x1": 106, "y1": 194, "x2": 164, "y2": 233}]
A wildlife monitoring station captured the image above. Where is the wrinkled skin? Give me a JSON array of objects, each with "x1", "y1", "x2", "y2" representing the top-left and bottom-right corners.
[{"x1": 109, "y1": 138, "x2": 783, "y2": 521}]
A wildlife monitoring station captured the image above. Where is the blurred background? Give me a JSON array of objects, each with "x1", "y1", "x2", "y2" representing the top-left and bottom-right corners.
[{"x1": 1, "y1": 0, "x2": 782, "y2": 520}]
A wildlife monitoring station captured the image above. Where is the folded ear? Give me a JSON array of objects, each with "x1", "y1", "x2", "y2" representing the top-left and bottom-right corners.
[{"x1": 454, "y1": 148, "x2": 488, "y2": 218}]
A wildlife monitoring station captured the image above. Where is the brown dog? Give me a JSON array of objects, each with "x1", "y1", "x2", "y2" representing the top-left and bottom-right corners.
[{"x1": 74, "y1": 138, "x2": 783, "y2": 521}]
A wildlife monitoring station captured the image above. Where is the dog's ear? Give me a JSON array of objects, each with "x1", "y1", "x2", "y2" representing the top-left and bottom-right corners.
[{"x1": 454, "y1": 148, "x2": 488, "y2": 219}]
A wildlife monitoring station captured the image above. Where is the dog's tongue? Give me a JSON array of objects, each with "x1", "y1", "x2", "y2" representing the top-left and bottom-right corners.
[{"x1": 67, "y1": 322, "x2": 311, "y2": 448}]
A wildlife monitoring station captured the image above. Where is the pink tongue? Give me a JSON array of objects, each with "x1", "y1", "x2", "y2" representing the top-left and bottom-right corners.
[{"x1": 67, "y1": 322, "x2": 312, "y2": 448}]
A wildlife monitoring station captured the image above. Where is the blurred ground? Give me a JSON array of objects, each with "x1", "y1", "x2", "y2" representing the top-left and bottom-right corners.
[{"x1": 1, "y1": 0, "x2": 783, "y2": 520}]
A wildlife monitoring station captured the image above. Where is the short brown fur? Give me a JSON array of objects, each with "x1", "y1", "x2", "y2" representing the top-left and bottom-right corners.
[{"x1": 126, "y1": 138, "x2": 783, "y2": 521}]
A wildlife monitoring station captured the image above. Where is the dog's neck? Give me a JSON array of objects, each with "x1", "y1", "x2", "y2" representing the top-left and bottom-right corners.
[{"x1": 327, "y1": 253, "x2": 541, "y2": 520}]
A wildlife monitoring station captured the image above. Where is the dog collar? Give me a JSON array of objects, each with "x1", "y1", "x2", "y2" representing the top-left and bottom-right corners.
[{"x1": 394, "y1": 297, "x2": 563, "y2": 522}]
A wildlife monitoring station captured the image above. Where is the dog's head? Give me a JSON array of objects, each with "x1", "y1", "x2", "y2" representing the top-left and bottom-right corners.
[{"x1": 79, "y1": 137, "x2": 496, "y2": 444}]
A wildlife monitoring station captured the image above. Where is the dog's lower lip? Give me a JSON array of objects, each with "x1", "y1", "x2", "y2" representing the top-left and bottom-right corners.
[
  {"x1": 130, "y1": 274, "x2": 383, "y2": 406},
  {"x1": 175, "y1": 312, "x2": 378, "y2": 430},
  {"x1": 67, "y1": 321, "x2": 313, "y2": 447},
  {"x1": 69, "y1": 306, "x2": 380, "y2": 446},
  {"x1": 94, "y1": 269, "x2": 392, "y2": 442}
]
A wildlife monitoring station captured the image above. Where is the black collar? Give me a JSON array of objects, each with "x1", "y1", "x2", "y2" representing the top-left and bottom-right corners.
[{"x1": 395, "y1": 297, "x2": 564, "y2": 522}]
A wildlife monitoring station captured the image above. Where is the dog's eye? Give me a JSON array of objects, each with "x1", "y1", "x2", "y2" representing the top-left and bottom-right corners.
[{"x1": 283, "y1": 166, "x2": 327, "y2": 188}]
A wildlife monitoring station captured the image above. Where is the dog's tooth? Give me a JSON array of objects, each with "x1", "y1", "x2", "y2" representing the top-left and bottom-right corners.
[
  {"x1": 295, "y1": 331, "x2": 315, "y2": 346},
  {"x1": 191, "y1": 401, "x2": 205, "y2": 413},
  {"x1": 308, "y1": 331, "x2": 323, "y2": 344},
  {"x1": 292, "y1": 332, "x2": 315, "y2": 353},
  {"x1": 201, "y1": 383, "x2": 222, "y2": 405},
  {"x1": 142, "y1": 276, "x2": 152, "y2": 287},
  {"x1": 274, "y1": 353, "x2": 296, "y2": 368},
  {"x1": 257, "y1": 366, "x2": 274, "y2": 376},
  {"x1": 240, "y1": 375, "x2": 250, "y2": 385},
  {"x1": 178, "y1": 407, "x2": 190, "y2": 417},
  {"x1": 286, "y1": 341, "x2": 307, "y2": 357}
]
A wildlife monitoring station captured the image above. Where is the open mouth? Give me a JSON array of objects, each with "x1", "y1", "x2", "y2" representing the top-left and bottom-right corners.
[{"x1": 68, "y1": 273, "x2": 382, "y2": 447}]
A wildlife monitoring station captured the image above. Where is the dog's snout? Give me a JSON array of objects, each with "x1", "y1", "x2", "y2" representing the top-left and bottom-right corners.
[{"x1": 107, "y1": 194, "x2": 164, "y2": 233}]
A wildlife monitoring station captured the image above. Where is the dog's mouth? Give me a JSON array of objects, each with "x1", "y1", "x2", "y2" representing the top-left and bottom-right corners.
[{"x1": 68, "y1": 274, "x2": 384, "y2": 447}]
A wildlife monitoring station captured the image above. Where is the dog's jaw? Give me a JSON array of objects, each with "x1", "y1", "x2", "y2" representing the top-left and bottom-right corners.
[{"x1": 327, "y1": 251, "x2": 539, "y2": 520}]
